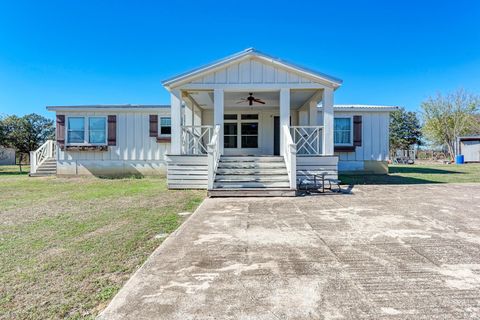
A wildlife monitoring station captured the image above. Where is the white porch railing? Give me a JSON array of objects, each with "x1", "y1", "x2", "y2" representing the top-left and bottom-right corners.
[
  {"x1": 207, "y1": 125, "x2": 221, "y2": 190},
  {"x1": 30, "y1": 140, "x2": 56, "y2": 174},
  {"x1": 290, "y1": 126, "x2": 323, "y2": 155},
  {"x1": 181, "y1": 125, "x2": 214, "y2": 155},
  {"x1": 282, "y1": 125, "x2": 297, "y2": 189}
]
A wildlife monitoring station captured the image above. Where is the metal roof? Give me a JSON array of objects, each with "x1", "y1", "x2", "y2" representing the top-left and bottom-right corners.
[
  {"x1": 331, "y1": 104, "x2": 399, "y2": 111},
  {"x1": 47, "y1": 104, "x2": 170, "y2": 111},
  {"x1": 162, "y1": 48, "x2": 343, "y2": 88}
]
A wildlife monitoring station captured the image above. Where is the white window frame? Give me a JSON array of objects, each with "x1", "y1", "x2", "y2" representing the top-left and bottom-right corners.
[
  {"x1": 159, "y1": 116, "x2": 171, "y2": 137},
  {"x1": 66, "y1": 116, "x2": 108, "y2": 146},
  {"x1": 334, "y1": 116, "x2": 354, "y2": 146},
  {"x1": 223, "y1": 112, "x2": 260, "y2": 150}
]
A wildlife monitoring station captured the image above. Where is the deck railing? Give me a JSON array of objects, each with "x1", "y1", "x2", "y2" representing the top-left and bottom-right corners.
[
  {"x1": 290, "y1": 126, "x2": 323, "y2": 155},
  {"x1": 207, "y1": 125, "x2": 221, "y2": 190},
  {"x1": 30, "y1": 140, "x2": 56, "y2": 174},
  {"x1": 282, "y1": 125, "x2": 297, "y2": 189},
  {"x1": 181, "y1": 125, "x2": 214, "y2": 155}
]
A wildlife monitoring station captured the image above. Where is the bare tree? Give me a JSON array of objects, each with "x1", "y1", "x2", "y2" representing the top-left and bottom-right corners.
[{"x1": 421, "y1": 89, "x2": 480, "y2": 160}]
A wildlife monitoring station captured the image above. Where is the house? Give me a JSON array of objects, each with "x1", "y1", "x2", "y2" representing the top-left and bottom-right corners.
[
  {"x1": 0, "y1": 146, "x2": 16, "y2": 165},
  {"x1": 31, "y1": 48, "x2": 397, "y2": 196},
  {"x1": 457, "y1": 136, "x2": 480, "y2": 162}
]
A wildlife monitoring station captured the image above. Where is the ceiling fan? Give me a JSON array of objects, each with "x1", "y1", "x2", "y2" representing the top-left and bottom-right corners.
[{"x1": 236, "y1": 93, "x2": 266, "y2": 106}]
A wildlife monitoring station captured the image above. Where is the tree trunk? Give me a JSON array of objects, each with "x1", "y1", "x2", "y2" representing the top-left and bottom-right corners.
[{"x1": 18, "y1": 153, "x2": 23, "y2": 173}]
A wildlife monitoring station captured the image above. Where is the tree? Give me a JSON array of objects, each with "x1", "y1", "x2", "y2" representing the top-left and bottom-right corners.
[
  {"x1": 390, "y1": 107, "x2": 422, "y2": 152},
  {"x1": 1, "y1": 113, "x2": 55, "y2": 172},
  {"x1": 421, "y1": 89, "x2": 480, "y2": 160}
]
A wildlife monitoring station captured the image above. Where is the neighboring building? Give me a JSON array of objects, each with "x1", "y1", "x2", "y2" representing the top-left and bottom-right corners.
[
  {"x1": 0, "y1": 147, "x2": 16, "y2": 165},
  {"x1": 33, "y1": 48, "x2": 397, "y2": 195},
  {"x1": 457, "y1": 136, "x2": 480, "y2": 162}
]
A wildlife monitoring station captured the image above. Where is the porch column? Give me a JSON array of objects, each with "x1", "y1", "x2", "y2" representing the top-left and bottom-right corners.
[
  {"x1": 213, "y1": 89, "x2": 224, "y2": 154},
  {"x1": 279, "y1": 88, "x2": 290, "y2": 156},
  {"x1": 170, "y1": 89, "x2": 182, "y2": 155},
  {"x1": 309, "y1": 100, "x2": 318, "y2": 125},
  {"x1": 322, "y1": 88, "x2": 334, "y2": 155}
]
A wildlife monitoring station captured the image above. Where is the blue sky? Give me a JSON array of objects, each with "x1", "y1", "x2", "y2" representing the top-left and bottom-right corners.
[{"x1": 0, "y1": 0, "x2": 479, "y2": 118}]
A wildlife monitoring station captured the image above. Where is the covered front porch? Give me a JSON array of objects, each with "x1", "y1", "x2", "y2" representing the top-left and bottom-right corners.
[{"x1": 162, "y1": 48, "x2": 341, "y2": 193}]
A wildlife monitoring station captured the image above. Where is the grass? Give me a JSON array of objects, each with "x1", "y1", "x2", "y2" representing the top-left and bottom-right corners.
[
  {"x1": 340, "y1": 163, "x2": 480, "y2": 185},
  {"x1": 0, "y1": 166, "x2": 205, "y2": 319}
]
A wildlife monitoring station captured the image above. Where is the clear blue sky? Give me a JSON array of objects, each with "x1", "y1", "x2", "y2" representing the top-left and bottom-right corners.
[{"x1": 1, "y1": 0, "x2": 479, "y2": 118}]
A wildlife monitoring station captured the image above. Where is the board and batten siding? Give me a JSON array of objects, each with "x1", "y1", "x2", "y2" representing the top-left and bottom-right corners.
[
  {"x1": 338, "y1": 111, "x2": 390, "y2": 173},
  {"x1": 317, "y1": 110, "x2": 391, "y2": 173},
  {"x1": 187, "y1": 58, "x2": 318, "y2": 86},
  {"x1": 56, "y1": 110, "x2": 171, "y2": 176}
]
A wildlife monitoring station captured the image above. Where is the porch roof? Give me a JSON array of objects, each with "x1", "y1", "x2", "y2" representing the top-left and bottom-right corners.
[{"x1": 162, "y1": 48, "x2": 343, "y2": 89}]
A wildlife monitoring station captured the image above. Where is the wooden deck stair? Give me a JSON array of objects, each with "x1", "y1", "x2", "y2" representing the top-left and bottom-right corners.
[
  {"x1": 208, "y1": 156, "x2": 296, "y2": 197},
  {"x1": 29, "y1": 158, "x2": 56, "y2": 177}
]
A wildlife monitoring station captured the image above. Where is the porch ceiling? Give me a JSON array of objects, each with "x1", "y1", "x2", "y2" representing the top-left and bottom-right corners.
[{"x1": 186, "y1": 89, "x2": 319, "y2": 110}]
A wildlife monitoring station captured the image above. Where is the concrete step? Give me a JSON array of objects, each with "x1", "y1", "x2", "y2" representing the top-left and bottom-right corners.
[
  {"x1": 214, "y1": 181, "x2": 290, "y2": 189},
  {"x1": 29, "y1": 172, "x2": 56, "y2": 177},
  {"x1": 208, "y1": 188, "x2": 296, "y2": 197}
]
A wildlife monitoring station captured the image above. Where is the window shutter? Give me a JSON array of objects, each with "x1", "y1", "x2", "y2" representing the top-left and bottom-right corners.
[
  {"x1": 353, "y1": 115, "x2": 362, "y2": 147},
  {"x1": 56, "y1": 115, "x2": 65, "y2": 148},
  {"x1": 108, "y1": 115, "x2": 117, "y2": 146},
  {"x1": 149, "y1": 115, "x2": 158, "y2": 137}
]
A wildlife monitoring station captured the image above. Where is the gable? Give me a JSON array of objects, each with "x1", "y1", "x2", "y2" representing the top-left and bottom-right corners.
[
  {"x1": 162, "y1": 48, "x2": 342, "y2": 89},
  {"x1": 187, "y1": 57, "x2": 320, "y2": 86}
]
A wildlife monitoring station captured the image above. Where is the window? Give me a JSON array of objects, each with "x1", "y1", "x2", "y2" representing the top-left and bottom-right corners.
[
  {"x1": 241, "y1": 123, "x2": 258, "y2": 148},
  {"x1": 89, "y1": 117, "x2": 106, "y2": 144},
  {"x1": 67, "y1": 117, "x2": 85, "y2": 144},
  {"x1": 67, "y1": 116, "x2": 107, "y2": 145},
  {"x1": 334, "y1": 117, "x2": 352, "y2": 145},
  {"x1": 241, "y1": 114, "x2": 258, "y2": 120},
  {"x1": 160, "y1": 117, "x2": 171, "y2": 136},
  {"x1": 224, "y1": 114, "x2": 238, "y2": 120},
  {"x1": 224, "y1": 123, "x2": 238, "y2": 148}
]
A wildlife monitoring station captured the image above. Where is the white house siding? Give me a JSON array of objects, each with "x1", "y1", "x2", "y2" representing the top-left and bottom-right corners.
[
  {"x1": 187, "y1": 58, "x2": 320, "y2": 86},
  {"x1": 317, "y1": 110, "x2": 391, "y2": 173},
  {"x1": 56, "y1": 110, "x2": 171, "y2": 176}
]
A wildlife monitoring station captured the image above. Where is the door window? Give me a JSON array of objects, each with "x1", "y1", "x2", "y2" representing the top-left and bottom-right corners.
[
  {"x1": 241, "y1": 123, "x2": 258, "y2": 148},
  {"x1": 224, "y1": 123, "x2": 238, "y2": 148}
]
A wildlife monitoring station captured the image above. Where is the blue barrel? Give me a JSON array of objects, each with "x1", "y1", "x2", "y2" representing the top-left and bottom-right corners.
[{"x1": 456, "y1": 155, "x2": 464, "y2": 164}]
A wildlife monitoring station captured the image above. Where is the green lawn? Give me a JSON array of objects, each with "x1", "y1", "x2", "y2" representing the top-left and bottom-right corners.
[
  {"x1": 340, "y1": 163, "x2": 480, "y2": 185},
  {"x1": 0, "y1": 166, "x2": 205, "y2": 319}
]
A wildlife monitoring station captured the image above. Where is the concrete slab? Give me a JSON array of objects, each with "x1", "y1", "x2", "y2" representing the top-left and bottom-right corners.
[{"x1": 99, "y1": 184, "x2": 480, "y2": 319}]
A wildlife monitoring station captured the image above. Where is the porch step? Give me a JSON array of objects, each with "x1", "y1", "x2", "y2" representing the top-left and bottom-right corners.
[
  {"x1": 216, "y1": 163, "x2": 287, "y2": 169},
  {"x1": 216, "y1": 168, "x2": 287, "y2": 175},
  {"x1": 212, "y1": 156, "x2": 291, "y2": 195},
  {"x1": 220, "y1": 156, "x2": 284, "y2": 162},
  {"x1": 30, "y1": 157, "x2": 56, "y2": 177}
]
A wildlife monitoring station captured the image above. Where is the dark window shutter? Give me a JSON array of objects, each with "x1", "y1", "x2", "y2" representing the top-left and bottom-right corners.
[
  {"x1": 149, "y1": 115, "x2": 158, "y2": 137},
  {"x1": 56, "y1": 115, "x2": 65, "y2": 148},
  {"x1": 108, "y1": 115, "x2": 117, "y2": 146},
  {"x1": 353, "y1": 115, "x2": 362, "y2": 147}
]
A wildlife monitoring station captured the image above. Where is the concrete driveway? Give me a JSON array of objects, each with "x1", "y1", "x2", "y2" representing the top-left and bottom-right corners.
[{"x1": 100, "y1": 184, "x2": 480, "y2": 319}]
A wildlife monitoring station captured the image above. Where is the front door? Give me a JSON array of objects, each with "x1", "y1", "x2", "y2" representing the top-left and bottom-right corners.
[
  {"x1": 273, "y1": 116, "x2": 280, "y2": 155},
  {"x1": 224, "y1": 113, "x2": 260, "y2": 155}
]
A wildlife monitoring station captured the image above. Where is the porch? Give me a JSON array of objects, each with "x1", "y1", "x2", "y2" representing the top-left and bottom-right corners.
[
  {"x1": 162, "y1": 48, "x2": 342, "y2": 194},
  {"x1": 166, "y1": 88, "x2": 338, "y2": 193}
]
